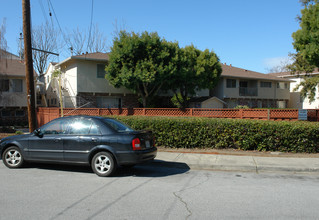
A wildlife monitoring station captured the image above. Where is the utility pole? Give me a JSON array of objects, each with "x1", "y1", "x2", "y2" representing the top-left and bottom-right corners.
[{"x1": 22, "y1": 0, "x2": 37, "y2": 132}]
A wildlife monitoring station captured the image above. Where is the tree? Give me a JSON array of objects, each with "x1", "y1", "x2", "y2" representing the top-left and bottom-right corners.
[
  {"x1": 106, "y1": 31, "x2": 179, "y2": 107},
  {"x1": 168, "y1": 45, "x2": 222, "y2": 108},
  {"x1": 0, "y1": 18, "x2": 7, "y2": 58},
  {"x1": 266, "y1": 57, "x2": 292, "y2": 73},
  {"x1": 31, "y1": 22, "x2": 60, "y2": 75},
  {"x1": 65, "y1": 24, "x2": 108, "y2": 55},
  {"x1": 288, "y1": 0, "x2": 319, "y2": 102}
]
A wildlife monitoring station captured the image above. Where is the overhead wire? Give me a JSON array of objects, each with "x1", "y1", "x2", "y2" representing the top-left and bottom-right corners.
[
  {"x1": 47, "y1": 0, "x2": 71, "y2": 48},
  {"x1": 38, "y1": 0, "x2": 49, "y2": 24},
  {"x1": 46, "y1": 0, "x2": 55, "y2": 27},
  {"x1": 86, "y1": 0, "x2": 94, "y2": 53}
]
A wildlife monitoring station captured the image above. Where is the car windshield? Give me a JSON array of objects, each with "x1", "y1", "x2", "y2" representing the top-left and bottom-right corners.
[{"x1": 102, "y1": 118, "x2": 133, "y2": 132}]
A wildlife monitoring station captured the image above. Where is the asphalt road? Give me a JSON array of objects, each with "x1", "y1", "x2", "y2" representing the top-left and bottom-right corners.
[{"x1": 0, "y1": 160, "x2": 319, "y2": 220}]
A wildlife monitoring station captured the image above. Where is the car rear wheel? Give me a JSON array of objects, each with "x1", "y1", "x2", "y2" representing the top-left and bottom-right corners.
[
  {"x1": 91, "y1": 152, "x2": 116, "y2": 177},
  {"x1": 2, "y1": 146, "x2": 25, "y2": 168}
]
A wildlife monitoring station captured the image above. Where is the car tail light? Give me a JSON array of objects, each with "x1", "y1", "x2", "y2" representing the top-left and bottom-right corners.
[
  {"x1": 153, "y1": 137, "x2": 156, "y2": 147},
  {"x1": 132, "y1": 138, "x2": 141, "y2": 150}
]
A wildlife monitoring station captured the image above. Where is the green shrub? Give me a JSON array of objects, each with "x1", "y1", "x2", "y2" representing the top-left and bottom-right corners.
[
  {"x1": 15, "y1": 131, "x2": 24, "y2": 135},
  {"x1": 109, "y1": 116, "x2": 319, "y2": 153}
]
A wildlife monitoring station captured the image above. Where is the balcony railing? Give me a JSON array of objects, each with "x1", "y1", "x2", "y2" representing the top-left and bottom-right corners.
[{"x1": 239, "y1": 87, "x2": 258, "y2": 96}]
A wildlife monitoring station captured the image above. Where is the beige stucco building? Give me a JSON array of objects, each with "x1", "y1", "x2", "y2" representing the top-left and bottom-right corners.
[
  {"x1": 44, "y1": 53, "x2": 293, "y2": 109},
  {"x1": 210, "y1": 64, "x2": 292, "y2": 108},
  {"x1": 0, "y1": 50, "x2": 29, "y2": 125},
  {"x1": 44, "y1": 52, "x2": 139, "y2": 108}
]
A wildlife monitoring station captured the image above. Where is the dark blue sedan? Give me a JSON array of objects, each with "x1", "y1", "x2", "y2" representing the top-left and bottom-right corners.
[{"x1": 0, "y1": 116, "x2": 157, "y2": 177}]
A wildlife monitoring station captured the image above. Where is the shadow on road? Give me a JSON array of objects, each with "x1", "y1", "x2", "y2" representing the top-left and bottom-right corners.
[
  {"x1": 20, "y1": 159, "x2": 190, "y2": 178},
  {"x1": 115, "y1": 160, "x2": 190, "y2": 177}
]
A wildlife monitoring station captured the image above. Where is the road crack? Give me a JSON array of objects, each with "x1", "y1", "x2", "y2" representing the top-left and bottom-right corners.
[
  {"x1": 173, "y1": 191, "x2": 192, "y2": 219},
  {"x1": 173, "y1": 173, "x2": 210, "y2": 220}
]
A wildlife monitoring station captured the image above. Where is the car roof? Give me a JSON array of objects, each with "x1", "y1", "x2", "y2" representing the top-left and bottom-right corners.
[{"x1": 52, "y1": 115, "x2": 111, "y2": 121}]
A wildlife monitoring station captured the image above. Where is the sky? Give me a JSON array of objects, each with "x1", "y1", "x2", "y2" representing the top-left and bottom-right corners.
[{"x1": 0, "y1": 0, "x2": 303, "y2": 73}]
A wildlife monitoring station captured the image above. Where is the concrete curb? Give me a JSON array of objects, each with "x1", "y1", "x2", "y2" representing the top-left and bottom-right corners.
[{"x1": 155, "y1": 152, "x2": 319, "y2": 173}]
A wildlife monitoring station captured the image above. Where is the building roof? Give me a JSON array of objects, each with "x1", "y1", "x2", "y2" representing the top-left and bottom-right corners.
[
  {"x1": 269, "y1": 69, "x2": 319, "y2": 78},
  {"x1": 0, "y1": 49, "x2": 20, "y2": 60},
  {"x1": 57, "y1": 52, "x2": 109, "y2": 67},
  {"x1": 73, "y1": 52, "x2": 109, "y2": 60},
  {"x1": 221, "y1": 64, "x2": 292, "y2": 82},
  {"x1": 55, "y1": 52, "x2": 292, "y2": 83},
  {"x1": 268, "y1": 72, "x2": 292, "y2": 77},
  {"x1": 0, "y1": 58, "x2": 26, "y2": 77}
]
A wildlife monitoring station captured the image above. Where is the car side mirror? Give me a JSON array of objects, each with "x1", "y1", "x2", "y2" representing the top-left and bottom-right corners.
[{"x1": 34, "y1": 129, "x2": 43, "y2": 138}]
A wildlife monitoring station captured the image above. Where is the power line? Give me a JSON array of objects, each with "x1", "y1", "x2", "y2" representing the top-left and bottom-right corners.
[
  {"x1": 87, "y1": 0, "x2": 94, "y2": 52},
  {"x1": 46, "y1": 0, "x2": 55, "y2": 27},
  {"x1": 47, "y1": 0, "x2": 70, "y2": 47},
  {"x1": 38, "y1": 0, "x2": 49, "y2": 24}
]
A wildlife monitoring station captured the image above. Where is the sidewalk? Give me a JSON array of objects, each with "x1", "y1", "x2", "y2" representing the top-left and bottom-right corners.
[{"x1": 155, "y1": 151, "x2": 319, "y2": 173}]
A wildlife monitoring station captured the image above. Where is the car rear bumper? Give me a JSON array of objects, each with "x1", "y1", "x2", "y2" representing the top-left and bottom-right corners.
[{"x1": 116, "y1": 147, "x2": 157, "y2": 165}]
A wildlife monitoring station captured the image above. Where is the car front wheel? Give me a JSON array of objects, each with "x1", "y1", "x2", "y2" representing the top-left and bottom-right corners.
[
  {"x1": 2, "y1": 146, "x2": 25, "y2": 168},
  {"x1": 91, "y1": 152, "x2": 116, "y2": 177}
]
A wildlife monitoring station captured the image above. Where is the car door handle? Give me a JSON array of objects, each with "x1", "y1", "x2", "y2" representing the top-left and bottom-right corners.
[
  {"x1": 91, "y1": 138, "x2": 98, "y2": 142},
  {"x1": 54, "y1": 138, "x2": 62, "y2": 142}
]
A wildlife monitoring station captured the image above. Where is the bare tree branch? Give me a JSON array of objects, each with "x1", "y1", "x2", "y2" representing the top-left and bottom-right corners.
[
  {"x1": 65, "y1": 24, "x2": 108, "y2": 55},
  {"x1": 65, "y1": 27, "x2": 87, "y2": 55},
  {"x1": 112, "y1": 19, "x2": 128, "y2": 39},
  {"x1": 88, "y1": 24, "x2": 108, "y2": 53},
  {"x1": 266, "y1": 57, "x2": 292, "y2": 73},
  {"x1": 31, "y1": 22, "x2": 60, "y2": 75},
  {"x1": 0, "y1": 18, "x2": 8, "y2": 58}
]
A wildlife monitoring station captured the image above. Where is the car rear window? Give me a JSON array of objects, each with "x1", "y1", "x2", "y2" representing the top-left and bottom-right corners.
[{"x1": 102, "y1": 118, "x2": 133, "y2": 132}]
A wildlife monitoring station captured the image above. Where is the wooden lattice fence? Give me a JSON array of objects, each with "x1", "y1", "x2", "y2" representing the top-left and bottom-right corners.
[{"x1": 37, "y1": 107, "x2": 319, "y2": 127}]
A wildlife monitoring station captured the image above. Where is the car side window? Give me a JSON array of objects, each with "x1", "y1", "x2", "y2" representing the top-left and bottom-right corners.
[
  {"x1": 69, "y1": 118, "x2": 92, "y2": 135},
  {"x1": 41, "y1": 119, "x2": 70, "y2": 135},
  {"x1": 90, "y1": 122, "x2": 101, "y2": 135}
]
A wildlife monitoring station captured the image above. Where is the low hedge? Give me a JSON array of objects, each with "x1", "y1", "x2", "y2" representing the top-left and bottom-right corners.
[{"x1": 110, "y1": 116, "x2": 319, "y2": 153}]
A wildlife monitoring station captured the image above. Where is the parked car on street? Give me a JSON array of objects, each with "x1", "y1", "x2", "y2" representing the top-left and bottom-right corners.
[{"x1": 0, "y1": 116, "x2": 157, "y2": 177}]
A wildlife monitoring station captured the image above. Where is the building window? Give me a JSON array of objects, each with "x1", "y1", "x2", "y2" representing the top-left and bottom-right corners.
[
  {"x1": 11, "y1": 79, "x2": 23, "y2": 92},
  {"x1": 277, "y1": 82, "x2": 287, "y2": 89},
  {"x1": 0, "y1": 79, "x2": 9, "y2": 92},
  {"x1": 97, "y1": 64, "x2": 106, "y2": 78},
  {"x1": 226, "y1": 79, "x2": 236, "y2": 88},
  {"x1": 15, "y1": 110, "x2": 25, "y2": 117},
  {"x1": 260, "y1": 81, "x2": 272, "y2": 88},
  {"x1": 1, "y1": 110, "x2": 12, "y2": 117}
]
